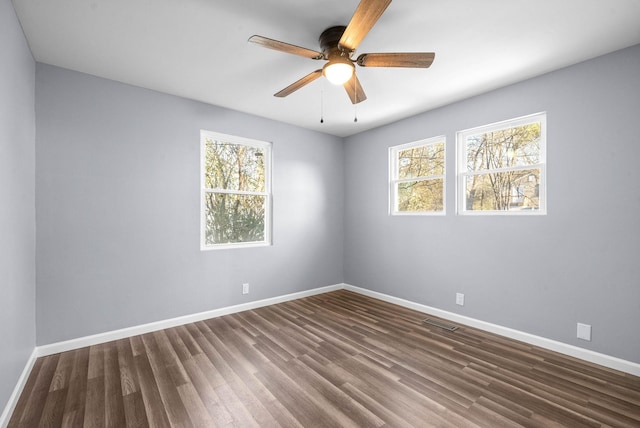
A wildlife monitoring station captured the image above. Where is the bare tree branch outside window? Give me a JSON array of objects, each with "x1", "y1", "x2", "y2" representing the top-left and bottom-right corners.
[
  {"x1": 459, "y1": 113, "x2": 545, "y2": 214},
  {"x1": 201, "y1": 132, "x2": 271, "y2": 248},
  {"x1": 390, "y1": 137, "x2": 445, "y2": 214}
]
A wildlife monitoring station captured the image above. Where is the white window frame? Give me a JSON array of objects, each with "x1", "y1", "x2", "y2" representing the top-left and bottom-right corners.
[
  {"x1": 456, "y1": 112, "x2": 546, "y2": 215},
  {"x1": 200, "y1": 130, "x2": 272, "y2": 250},
  {"x1": 389, "y1": 136, "x2": 446, "y2": 216}
]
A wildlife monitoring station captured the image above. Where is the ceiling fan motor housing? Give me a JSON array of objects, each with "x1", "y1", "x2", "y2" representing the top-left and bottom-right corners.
[{"x1": 319, "y1": 26, "x2": 349, "y2": 59}]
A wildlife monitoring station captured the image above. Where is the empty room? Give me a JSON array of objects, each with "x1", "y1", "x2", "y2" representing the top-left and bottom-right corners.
[{"x1": 2, "y1": 0, "x2": 640, "y2": 426}]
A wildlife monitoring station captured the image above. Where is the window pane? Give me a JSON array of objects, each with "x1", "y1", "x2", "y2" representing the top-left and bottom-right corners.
[
  {"x1": 466, "y1": 123, "x2": 541, "y2": 172},
  {"x1": 464, "y1": 168, "x2": 540, "y2": 211},
  {"x1": 398, "y1": 142, "x2": 445, "y2": 179},
  {"x1": 397, "y1": 179, "x2": 444, "y2": 212},
  {"x1": 204, "y1": 138, "x2": 265, "y2": 192},
  {"x1": 204, "y1": 193, "x2": 265, "y2": 244}
]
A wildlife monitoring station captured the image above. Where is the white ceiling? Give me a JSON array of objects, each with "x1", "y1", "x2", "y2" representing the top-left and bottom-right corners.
[{"x1": 12, "y1": 0, "x2": 640, "y2": 137}]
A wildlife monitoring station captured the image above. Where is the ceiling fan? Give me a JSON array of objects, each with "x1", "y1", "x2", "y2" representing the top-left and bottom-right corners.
[{"x1": 248, "y1": 0, "x2": 435, "y2": 104}]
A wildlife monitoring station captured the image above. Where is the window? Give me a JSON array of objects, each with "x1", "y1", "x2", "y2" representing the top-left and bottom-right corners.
[
  {"x1": 201, "y1": 130, "x2": 271, "y2": 249},
  {"x1": 390, "y1": 136, "x2": 446, "y2": 215},
  {"x1": 457, "y1": 112, "x2": 546, "y2": 214}
]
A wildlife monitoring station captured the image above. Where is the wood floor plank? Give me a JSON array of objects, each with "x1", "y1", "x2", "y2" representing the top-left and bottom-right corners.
[
  {"x1": 182, "y1": 356, "x2": 234, "y2": 426},
  {"x1": 174, "y1": 324, "x2": 204, "y2": 357},
  {"x1": 466, "y1": 401, "x2": 528, "y2": 428},
  {"x1": 104, "y1": 342, "x2": 126, "y2": 428},
  {"x1": 8, "y1": 290, "x2": 640, "y2": 427},
  {"x1": 284, "y1": 356, "x2": 386, "y2": 427},
  {"x1": 87, "y1": 343, "x2": 104, "y2": 380},
  {"x1": 191, "y1": 323, "x2": 263, "y2": 427},
  {"x1": 483, "y1": 371, "x2": 603, "y2": 427},
  {"x1": 132, "y1": 348, "x2": 171, "y2": 428},
  {"x1": 164, "y1": 326, "x2": 192, "y2": 363},
  {"x1": 7, "y1": 357, "x2": 44, "y2": 427},
  {"x1": 36, "y1": 387, "x2": 67, "y2": 427},
  {"x1": 197, "y1": 321, "x2": 279, "y2": 427},
  {"x1": 60, "y1": 347, "x2": 90, "y2": 428},
  {"x1": 129, "y1": 335, "x2": 145, "y2": 358},
  {"x1": 140, "y1": 333, "x2": 193, "y2": 427},
  {"x1": 255, "y1": 360, "x2": 345, "y2": 428},
  {"x1": 473, "y1": 395, "x2": 538, "y2": 428},
  {"x1": 116, "y1": 340, "x2": 148, "y2": 427},
  {"x1": 83, "y1": 376, "x2": 105, "y2": 428},
  {"x1": 49, "y1": 349, "x2": 74, "y2": 392},
  {"x1": 15, "y1": 354, "x2": 60, "y2": 427},
  {"x1": 340, "y1": 381, "x2": 415, "y2": 427},
  {"x1": 121, "y1": 392, "x2": 149, "y2": 428},
  {"x1": 115, "y1": 339, "x2": 139, "y2": 397},
  {"x1": 176, "y1": 382, "x2": 215, "y2": 427},
  {"x1": 152, "y1": 330, "x2": 190, "y2": 386}
]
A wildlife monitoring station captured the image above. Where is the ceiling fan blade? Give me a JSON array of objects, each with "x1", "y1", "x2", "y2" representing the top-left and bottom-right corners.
[
  {"x1": 274, "y1": 70, "x2": 323, "y2": 98},
  {"x1": 339, "y1": 0, "x2": 392, "y2": 52},
  {"x1": 357, "y1": 52, "x2": 435, "y2": 68},
  {"x1": 249, "y1": 35, "x2": 323, "y2": 60},
  {"x1": 344, "y1": 74, "x2": 367, "y2": 104}
]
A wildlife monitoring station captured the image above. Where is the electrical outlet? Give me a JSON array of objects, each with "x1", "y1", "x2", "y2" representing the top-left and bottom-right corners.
[
  {"x1": 242, "y1": 283, "x2": 249, "y2": 295},
  {"x1": 577, "y1": 323, "x2": 591, "y2": 341},
  {"x1": 456, "y1": 293, "x2": 465, "y2": 306}
]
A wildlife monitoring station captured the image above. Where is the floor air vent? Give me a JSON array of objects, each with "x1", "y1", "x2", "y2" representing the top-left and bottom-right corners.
[{"x1": 423, "y1": 318, "x2": 459, "y2": 331}]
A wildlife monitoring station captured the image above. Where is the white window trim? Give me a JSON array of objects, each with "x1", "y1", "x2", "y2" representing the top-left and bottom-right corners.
[
  {"x1": 456, "y1": 112, "x2": 546, "y2": 215},
  {"x1": 200, "y1": 130, "x2": 272, "y2": 250},
  {"x1": 389, "y1": 135, "x2": 446, "y2": 216}
]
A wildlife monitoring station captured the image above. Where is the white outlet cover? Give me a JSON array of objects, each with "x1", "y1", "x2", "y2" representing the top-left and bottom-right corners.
[
  {"x1": 456, "y1": 293, "x2": 465, "y2": 306},
  {"x1": 577, "y1": 323, "x2": 591, "y2": 341}
]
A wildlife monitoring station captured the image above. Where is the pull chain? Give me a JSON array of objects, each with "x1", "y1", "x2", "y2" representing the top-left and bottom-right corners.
[
  {"x1": 320, "y1": 81, "x2": 325, "y2": 124},
  {"x1": 353, "y1": 74, "x2": 358, "y2": 123}
]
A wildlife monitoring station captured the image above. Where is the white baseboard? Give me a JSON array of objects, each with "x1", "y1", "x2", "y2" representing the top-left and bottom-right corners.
[
  {"x1": 0, "y1": 348, "x2": 38, "y2": 428},
  {"x1": 37, "y1": 283, "x2": 343, "y2": 357},
  {"x1": 344, "y1": 284, "x2": 640, "y2": 377}
]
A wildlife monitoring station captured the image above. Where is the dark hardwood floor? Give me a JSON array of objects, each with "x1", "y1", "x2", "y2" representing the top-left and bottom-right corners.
[{"x1": 8, "y1": 290, "x2": 640, "y2": 427}]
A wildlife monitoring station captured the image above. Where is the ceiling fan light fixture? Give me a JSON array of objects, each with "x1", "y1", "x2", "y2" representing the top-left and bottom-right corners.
[
  {"x1": 323, "y1": 59, "x2": 354, "y2": 85},
  {"x1": 250, "y1": 0, "x2": 430, "y2": 104}
]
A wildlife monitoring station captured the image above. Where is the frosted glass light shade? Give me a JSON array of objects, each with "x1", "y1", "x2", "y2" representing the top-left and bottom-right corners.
[{"x1": 323, "y1": 61, "x2": 354, "y2": 85}]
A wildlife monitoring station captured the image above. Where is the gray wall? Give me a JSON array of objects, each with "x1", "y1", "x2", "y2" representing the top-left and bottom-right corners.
[
  {"x1": 0, "y1": 0, "x2": 36, "y2": 414},
  {"x1": 344, "y1": 44, "x2": 640, "y2": 364},
  {"x1": 35, "y1": 64, "x2": 344, "y2": 345}
]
